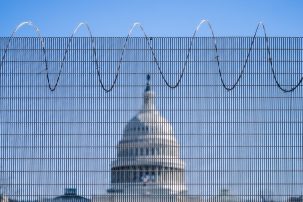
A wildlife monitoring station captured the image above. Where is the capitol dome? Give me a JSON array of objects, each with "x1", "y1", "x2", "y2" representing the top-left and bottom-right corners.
[
  {"x1": 108, "y1": 75, "x2": 187, "y2": 195},
  {"x1": 123, "y1": 87, "x2": 177, "y2": 143}
]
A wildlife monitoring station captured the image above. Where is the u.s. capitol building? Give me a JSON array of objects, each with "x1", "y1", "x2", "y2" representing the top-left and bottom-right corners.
[{"x1": 93, "y1": 75, "x2": 193, "y2": 201}]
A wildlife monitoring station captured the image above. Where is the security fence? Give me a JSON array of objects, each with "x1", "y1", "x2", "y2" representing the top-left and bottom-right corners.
[{"x1": 0, "y1": 37, "x2": 302, "y2": 202}]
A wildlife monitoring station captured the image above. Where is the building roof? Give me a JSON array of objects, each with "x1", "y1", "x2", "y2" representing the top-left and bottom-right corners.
[{"x1": 52, "y1": 189, "x2": 89, "y2": 202}]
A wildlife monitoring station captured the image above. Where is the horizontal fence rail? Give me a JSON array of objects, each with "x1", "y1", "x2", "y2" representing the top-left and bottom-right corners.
[{"x1": 0, "y1": 37, "x2": 302, "y2": 202}]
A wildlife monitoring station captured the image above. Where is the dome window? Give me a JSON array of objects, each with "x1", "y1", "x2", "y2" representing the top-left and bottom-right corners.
[
  {"x1": 151, "y1": 148, "x2": 155, "y2": 155},
  {"x1": 130, "y1": 148, "x2": 133, "y2": 156},
  {"x1": 135, "y1": 148, "x2": 138, "y2": 156}
]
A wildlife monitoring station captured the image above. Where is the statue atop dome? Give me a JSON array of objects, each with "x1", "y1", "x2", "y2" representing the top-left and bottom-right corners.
[
  {"x1": 143, "y1": 74, "x2": 156, "y2": 111},
  {"x1": 145, "y1": 74, "x2": 151, "y2": 92}
]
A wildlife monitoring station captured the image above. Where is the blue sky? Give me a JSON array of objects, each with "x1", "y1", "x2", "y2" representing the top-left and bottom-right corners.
[{"x1": 0, "y1": 0, "x2": 302, "y2": 36}]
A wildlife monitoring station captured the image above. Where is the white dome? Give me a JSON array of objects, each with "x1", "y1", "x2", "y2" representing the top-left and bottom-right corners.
[{"x1": 123, "y1": 92, "x2": 176, "y2": 143}]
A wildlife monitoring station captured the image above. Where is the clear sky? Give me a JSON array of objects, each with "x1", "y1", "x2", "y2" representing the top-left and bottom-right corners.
[{"x1": 0, "y1": 0, "x2": 302, "y2": 36}]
